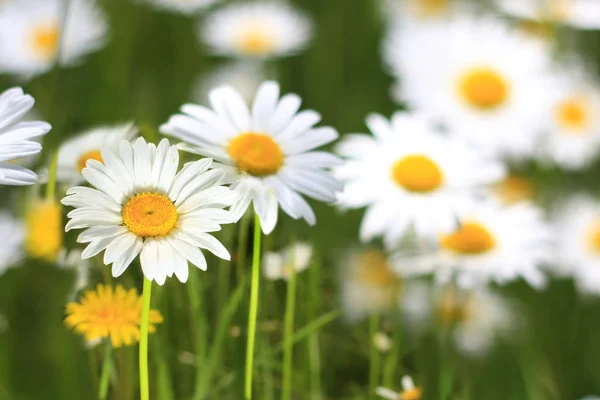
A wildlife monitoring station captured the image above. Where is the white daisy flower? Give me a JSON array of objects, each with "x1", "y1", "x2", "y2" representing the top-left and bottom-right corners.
[
  {"x1": 62, "y1": 137, "x2": 237, "y2": 285},
  {"x1": 383, "y1": 17, "x2": 552, "y2": 159},
  {"x1": 56, "y1": 123, "x2": 138, "y2": 184},
  {"x1": 381, "y1": 0, "x2": 470, "y2": 25},
  {"x1": 0, "y1": 0, "x2": 109, "y2": 78},
  {"x1": 393, "y1": 200, "x2": 551, "y2": 289},
  {"x1": 535, "y1": 62, "x2": 600, "y2": 170},
  {"x1": 0, "y1": 87, "x2": 51, "y2": 186},
  {"x1": 144, "y1": 0, "x2": 219, "y2": 15},
  {"x1": 199, "y1": 2, "x2": 313, "y2": 58},
  {"x1": 0, "y1": 212, "x2": 25, "y2": 276},
  {"x1": 551, "y1": 196, "x2": 600, "y2": 295},
  {"x1": 192, "y1": 62, "x2": 266, "y2": 105},
  {"x1": 376, "y1": 376, "x2": 422, "y2": 400},
  {"x1": 335, "y1": 112, "x2": 505, "y2": 245},
  {"x1": 263, "y1": 242, "x2": 312, "y2": 280},
  {"x1": 160, "y1": 81, "x2": 342, "y2": 234},
  {"x1": 496, "y1": 0, "x2": 600, "y2": 30}
]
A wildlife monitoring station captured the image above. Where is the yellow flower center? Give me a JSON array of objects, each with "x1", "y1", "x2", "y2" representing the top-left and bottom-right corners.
[
  {"x1": 440, "y1": 222, "x2": 496, "y2": 255},
  {"x1": 438, "y1": 288, "x2": 474, "y2": 326},
  {"x1": 459, "y1": 67, "x2": 509, "y2": 110},
  {"x1": 77, "y1": 149, "x2": 104, "y2": 172},
  {"x1": 356, "y1": 250, "x2": 400, "y2": 287},
  {"x1": 555, "y1": 96, "x2": 590, "y2": 132},
  {"x1": 412, "y1": 0, "x2": 448, "y2": 17},
  {"x1": 392, "y1": 154, "x2": 443, "y2": 193},
  {"x1": 31, "y1": 23, "x2": 60, "y2": 59},
  {"x1": 586, "y1": 221, "x2": 600, "y2": 253},
  {"x1": 227, "y1": 132, "x2": 284, "y2": 176},
  {"x1": 25, "y1": 201, "x2": 63, "y2": 262},
  {"x1": 547, "y1": 0, "x2": 572, "y2": 20},
  {"x1": 401, "y1": 388, "x2": 423, "y2": 400},
  {"x1": 122, "y1": 193, "x2": 178, "y2": 238},
  {"x1": 237, "y1": 27, "x2": 275, "y2": 55},
  {"x1": 494, "y1": 175, "x2": 535, "y2": 205}
]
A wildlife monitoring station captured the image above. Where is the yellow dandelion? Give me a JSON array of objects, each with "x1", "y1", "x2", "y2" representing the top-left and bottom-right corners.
[
  {"x1": 25, "y1": 200, "x2": 63, "y2": 262},
  {"x1": 65, "y1": 284, "x2": 163, "y2": 348}
]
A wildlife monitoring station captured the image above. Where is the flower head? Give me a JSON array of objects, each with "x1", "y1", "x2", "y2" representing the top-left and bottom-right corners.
[
  {"x1": 65, "y1": 284, "x2": 163, "y2": 347},
  {"x1": 263, "y1": 242, "x2": 312, "y2": 280},
  {"x1": 376, "y1": 376, "x2": 422, "y2": 400},
  {"x1": 145, "y1": 0, "x2": 220, "y2": 15},
  {"x1": 496, "y1": 0, "x2": 600, "y2": 30},
  {"x1": 25, "y1": 200, "x2": 63, "y2": 262}
]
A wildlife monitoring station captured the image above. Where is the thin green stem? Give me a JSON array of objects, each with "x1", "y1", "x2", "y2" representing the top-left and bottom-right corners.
[
  {"x1": 383, "y1": 325, "x2": 401, "y2": 387},
  {"x1": 237, "y1": 211, "x2": 252, "y2": 278},
  {"x1": 308, "y1": 257, "x2": 321, "y2": 400},
  {"x1": 89, "y1": 347, "x2": 99, "y2": 396},
  {"x1": 244, "y1": 215, "x2": 262, "y2": 400},
  {"x1": 282, "y1": 258, "x2": 297, "y2": 400},
  {"x1": 98, "y1": 340, "x2": 112, "y2": 400},
  {"x1": 140, "y1": 278, "x2": 153, "y2": 400},
  {"x1": 45, "y1": 149, "x2": 59, "y2": 201},
  {"x1": 368, "y1": 314, "x2": 380, "y2": 400}
]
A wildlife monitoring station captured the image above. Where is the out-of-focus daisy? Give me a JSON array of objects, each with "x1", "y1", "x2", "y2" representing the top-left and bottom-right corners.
[
  {"x1": 394, "y1": 200, "x2": 550, "y2": 289},
  {"x1": 493, "y1": 174, "x2": 535, "y2": 204},
  {"x1": 335, "y1": 112, "x2": 505, "y2": 245},
  {"x1": 200, "y1": 2, "x2": 312, "y2": 58},
  {"x1": 0, "y1": 0, "x2": 109, "y2": 78},
  {"x1": 496, "y1": 0, "x2": 600, "y2": 30},
  {"x1": 0, "y1": 88, "x2": 51, "y2": 185},
  {"x1": 551, "y1": 196, "x2": 600, "y2": 295},
  {"x1": 383, "y1": 17, "x2": 551, "y2": 159},
  {"x1": 25, "y1": 200, "x2": 63, "y2": 262},
  {"x1": 145, "y1": 0, "x2": 219, "y2": 15},
  {"x1": 535, "y1": 63, "x2": 600, "y2": 170},
  {"x1": 192, "y1": 62, "x2": 265, "y2": 104},
  {"x1": 376, "y1": 376, "x2": 422, "y2": 400},
  {"x1": 0, "y1": 212, "x2": 25, "y2": 276},
  {"x1": 372, "y1": 331, "x2": 393, "y2": 353},
  {"x1": 62, "y1": 137, "x2": 237, "y2": 285},
  {"x1": 381, "y1": 0, "x2": 468, "y2": 24},
  {"x1": 341, "y1": 249, "x2": 402, "y2": 323},
  {"x1": 263, "y1": 242, "x2": 312, "y2": 280},
  {"x1": 161, "y1": 81, "x2": 342, "y2": 234},
  {"x1": 56, "y1": 123, "x2": 138, "y2": 184},
  {"x1": 65, "y1": 284, "x2": 163, "y2": 347}
]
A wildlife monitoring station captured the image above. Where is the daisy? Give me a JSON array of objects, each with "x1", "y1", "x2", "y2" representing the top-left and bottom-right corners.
[
  {"x1": 383, "y1": 17, "x2": 552, "y2": 159},
  {"x1": 496, "y1": 0, "x2": 600, "y2": 30},
  {"x1": 0, "y1": 0, "x2": 109, "y2": 78},
  {"x1": 263, "y1": 242, "x2": 313, "y2": 280},
  {"x1": 25, "y1": 200, "x2": 63, "y2": 262},
  {"x1": 376, "y1": 376, "x2": 422, "y2": 400},
  {"x1": 534, "y1": 62, "x2": 600, "y2": 170},
  {"x1": 0, "y1": 88, "x2": 51, "y2": 185},
  {"x1": 192, "y1": 62, "x2": 265, "y2": 105},
  {"x1": 335, "y1": 112, "x2": 505, "y2": 245},
  {"x1": 200, "y1": 2, "x2": 313, "y2": 58},
  {"x1": 0, "y1": 212, "x2": 25, "y2": 276},
  {"x1": 160, "y1": 81, "x2": 343, "y2": 234},
  {"x1": 144, "y1": 0, "x2": 219, "y2": 15},
  {"x1": 56, "y1": 123, "x2": 138, "y2": 184},
  {"x1": 381, "y1": 0, "x2": 470, "y2": 25},
  {"x1": 393, "y1": 200, "x2": 551, "y2": 289},
  {"x1": 65, "y1": 284, "x2": 163, "y2": 347},
  {"x1": 62, "y1": 137, "x2": 237, "y2": 285}
]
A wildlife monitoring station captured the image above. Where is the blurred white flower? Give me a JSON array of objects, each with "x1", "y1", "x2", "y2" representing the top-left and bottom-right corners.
[
  {"x1": 335, "y1": 112, "x2": 505, "y2": 245},
  {"x1": 534, "y1": 62, "x2": 600, "y2": 170},
  {"x1": 0, "y1": 212, "x2": 24, "y2": 276},
  {"x1": 372, "y1": 331, "x2": 393, "y2": 353},
  {"x1": 145, "y1": 0, "x2": 220, "y2": 15},
  {"x1": 340, "y1": 249, "x2": 402, "y2": 323},
  {"x1": 161, "y1": 81, "x2": 343, "y2": 234},
  {"x1": 199, "y1": 2, "x2": 313, "y2": 58},
  {"x1": 496, "y1": 0, "x2": 600, "y2": 30},
  {"x1": 381, "y1": 0, "x2": 470, "y2": 25},
  {"x1": 383, "y1": 17, "x2": 552, "y2": 159},
  {"x1": 193, "y1": 62, "x2": 266, "y2": 105},
  {"x1": 263, "y1": 242, "x2": 312, "y2": 280},
  {"x1": 376, "y1": 375, "x2": 422, "y2": 400},
  {"x1": 57, "y1": 248, "x2": 90, "y2": 296},
  {"x1": 0, "y1": 88, "x2": 51, "y2": 186},
  {"x1": 56, "y1": 123, "x2": 138, "y2": 185},
  {"x1": 393, "y1": 200, "x2": 551, "y2": 289},
  {"x1": 0, "y1": 0, "x2": 109, "y2": 78}
]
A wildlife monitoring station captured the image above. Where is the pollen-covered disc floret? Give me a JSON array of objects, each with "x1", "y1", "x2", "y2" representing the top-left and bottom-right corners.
[
  {"x1": 335, "y1": 112, "x2": 505, "y2": 245},
  {"x1": 65, "y1": 284, "x2": 163, "y2": 347},
  {"x1": 160, "y1": 81, "x2": 343, "y2": 234},
  {"x1": 62, "y1": 137, "x2": 237, "y2": 285}
]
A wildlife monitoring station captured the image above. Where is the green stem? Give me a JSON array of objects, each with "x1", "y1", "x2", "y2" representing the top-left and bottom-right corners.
[
  {"x1": 45, "y1": 149, "x2": 59, "y2": 201},
  {"x1": 98, "y1": 340, "x2": 112, "y2": 400},
  {"x1": 244, "y1": 215, "x2": 262, "y2": 400},
  {"x1": 89, "y1": 347, "x2": 99, "y2": 396},
  {"x1": 383, "y1": 325, "x2": 401, "y2": 387},
  {"x1": 140, "y1": 278, "x2": 153, "y2": 400},
  {"x1": 308, "y1": 257, "x2": 322, "y2": 400},
  {"x1": 282, "y1": 258, "x2": 297, "y2": 400},
  {"x1": 368, "y1": 314, "x2": 380, "y2": 400},
  {"x1": 237, "y1": 211, "x2": 252, "y2": 278}
]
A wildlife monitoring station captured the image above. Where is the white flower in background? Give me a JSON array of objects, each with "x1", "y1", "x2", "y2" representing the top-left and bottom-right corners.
[
  {"x1": 372, "y1": 331, "x2": 393, "y2": 353},
  {"x1": 535, "y1": 63, "x2": 600, "y2": 170},
  {"x1": 383, "y1": 17, "x2": 551, "y2": 159},
  {"x1": 192, "y1": 62, "x2": 266, "y2": 105},
  {"x1": 376, "y1": 376, "x2": 422, "y2": 400},
  {"x1": 56, "y1": 123, "x2": 138, "y2": 184},
  {"x1": 0, "y1": 212, "x2": 25, "y2": 276},
  {"x1": 161, "y1": 81, "x2": 343, "y2": 234},
  {"x1": 62, "y1": 138, "x2": 237, "y2": 285},
  {"x1": 496, "y1": 0, "x2": 600, "y2": 30},
  {"x1": 145, "y1": 0, "x2": 220, "y2": 15},
  {"x1": 381, "y1": 0, "x2": 469, "y2": 25},
  {"x1": 0, "y1": 88, "x2": 51, "y2": 186},
  {"x1": 57, "y1": 248, "x2": 90, "y2": 296},
  {"x1": 335, "y1": 112, "x2": 505, "y2": 245},
  {"x1": 551, "y1": 196, "x2": 600, "y2": 295},
  {"x1": 200, "y1": 2, "x2": 313, "y2": 58},
  {"x1": 263, "y1": 242, "x2": 313, "y2": 280},
  {"x1": 393, "y1": 200, "x2": 551, "y2": 289},
  {"x1": 340, "y1": 249, "x2": 402, "y2": 323},
  {"x1": 0, "y1": 0, "x2": 109, "y2": 78}
]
